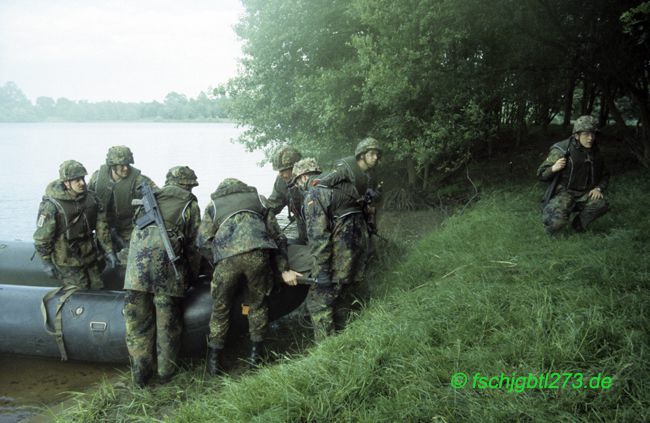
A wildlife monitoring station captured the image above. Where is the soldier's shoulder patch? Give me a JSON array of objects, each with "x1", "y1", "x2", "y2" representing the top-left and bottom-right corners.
[{"x1": 37, "y1": 214, "x2": 46, "y2": 227}]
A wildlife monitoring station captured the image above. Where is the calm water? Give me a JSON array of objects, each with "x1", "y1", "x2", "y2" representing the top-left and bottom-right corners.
[
  {"x1": 0, "y1": 122, "x2": 282, "y2": 421},
  {"x1": 0, "y1": 122, "x2": 278, "y2": 241}
]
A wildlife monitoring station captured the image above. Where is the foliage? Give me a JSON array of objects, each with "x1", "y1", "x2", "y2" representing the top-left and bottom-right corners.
[
  {"x1": 225, "y1": 0, "x2": 650, "y2": 177},
  {"x1": 0, "y1": 82, "x2": 230, "y2": 122}
]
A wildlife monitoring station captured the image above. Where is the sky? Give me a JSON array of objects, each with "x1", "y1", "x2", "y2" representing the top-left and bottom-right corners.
[{"x1": 0, "y1": 0, "x2": 245, "y2": 103}]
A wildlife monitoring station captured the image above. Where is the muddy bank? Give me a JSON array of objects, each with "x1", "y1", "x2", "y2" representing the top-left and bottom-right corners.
[{"x1": 0, "y1": 354, "x2": 124, "y2": 422}]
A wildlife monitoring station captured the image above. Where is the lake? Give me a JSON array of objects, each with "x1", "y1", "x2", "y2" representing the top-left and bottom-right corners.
[{"x1": 0, "y1": 122, "x2": 279, "y2": 241}]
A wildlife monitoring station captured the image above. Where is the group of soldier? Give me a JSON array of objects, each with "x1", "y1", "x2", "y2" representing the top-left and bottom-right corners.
[
  {"x1": 32, "y1": 139, "x2": 383, "y2": 387},
  {"x1": 32, "y1": 116, "x2": 610, "y2": 387}
]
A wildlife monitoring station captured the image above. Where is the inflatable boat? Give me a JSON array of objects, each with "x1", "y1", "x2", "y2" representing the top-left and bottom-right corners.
[{"x1": 0, "y1": 241, "x2": 311, "y2": 363}]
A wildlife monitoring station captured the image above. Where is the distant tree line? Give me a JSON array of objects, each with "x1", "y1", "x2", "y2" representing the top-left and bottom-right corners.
[
  {"x1": 0, "y1": 81, "x2": 230, "y2": 122},
  {"x1": 224, "y1": 0, "x2": 650, "y2": 185}
]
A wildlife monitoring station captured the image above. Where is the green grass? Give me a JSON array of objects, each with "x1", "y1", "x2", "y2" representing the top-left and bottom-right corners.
[{"x1": 52, "y1": 168, "x2": 650, "y2": 422}]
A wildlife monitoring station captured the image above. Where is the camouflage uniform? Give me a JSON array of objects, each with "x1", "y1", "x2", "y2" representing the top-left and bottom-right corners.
[
  {"x1": 266, "y1": 146, "x2": 307, "y2": 243},
  {"x1": 33, "y1": 160, "x2": 113, "y2": 289},
  {"x1": 293, "y1": 157, "x2": 370, "y2": 341},
  {"x1": 537, "y1": 117, "x2": 610, "y2": 234},
  {"x1": 88, "y1": 146, "x2": 158, "y2": 252},
  {"x1": 124, "y1": 166, "x2": 201, "y2": 385},
  {"x1": 196, "y1": 178, "x2": 289, "y2": 349}
]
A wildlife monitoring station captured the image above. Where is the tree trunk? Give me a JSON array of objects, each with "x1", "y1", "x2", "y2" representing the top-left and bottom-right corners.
[
  {"x1": 562, "y1": 76, "x2": 576, "y2": 128},
  {"x1": 406, "y1": 158, "x2": 418, "y2": 186}
]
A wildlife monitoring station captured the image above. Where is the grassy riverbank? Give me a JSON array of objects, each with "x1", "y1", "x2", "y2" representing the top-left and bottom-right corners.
[{"x1": 49, "y1": 164, "x2": 650, "y2": 422}]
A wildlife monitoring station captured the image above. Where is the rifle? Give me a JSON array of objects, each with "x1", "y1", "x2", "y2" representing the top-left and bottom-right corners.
[
  {"x1": 542, "y1": 142, "x2": 572, "y2": 208},
  {"x1": 362, "y1": 181, "x2": 383, "y2": 236},
  {"x1": 134, "y1": 183, "x2": 181, "y2": 280}
]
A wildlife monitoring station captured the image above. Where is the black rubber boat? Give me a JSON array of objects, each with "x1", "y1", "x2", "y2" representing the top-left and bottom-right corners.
[{"x1": 0, "y1": 241, "x2": 311, "y2": 363}]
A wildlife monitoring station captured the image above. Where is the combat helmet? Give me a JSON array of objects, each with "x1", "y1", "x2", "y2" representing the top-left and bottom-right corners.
[
  {"x1": 573, "y1": 116, "x2": 599, "y2": 134},
  {"x1": 165, "y1": 166, "x2": 199, "y2": 187},
  {"x1": 59, "y1": 160, "x2": 88, "y2": 181},
  {"x1": 272, "y1": 146, "x2": 302, "y2": 171},
  {"x1": 291, "y1": 157, "x2": 321, "y2": 183},
  {"x1": 106, "y1": 145, "x2": 134, "y2": 166},
  {"x1": 355, "y1": 137, "x2": 382, "y2": 158}
]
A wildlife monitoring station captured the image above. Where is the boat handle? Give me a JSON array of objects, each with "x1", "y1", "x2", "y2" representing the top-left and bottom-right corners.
[{"x1": 90, "y1": 321, "x2": 107, "y2": 332}]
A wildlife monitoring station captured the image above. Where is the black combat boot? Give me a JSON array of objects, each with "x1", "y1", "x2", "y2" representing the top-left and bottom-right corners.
[
  {"x1": 133, "y1": 369, "x2": 153, "y2": 388},
  {"x1": 207, "y1": 345, "x2": 225, "y2": 375},
  {"x1": 572, "y1": 216, "x2": 585, "y2": 233},
  {"x1": 249, "y1": 341, "x2": 266, "y2": 368}
]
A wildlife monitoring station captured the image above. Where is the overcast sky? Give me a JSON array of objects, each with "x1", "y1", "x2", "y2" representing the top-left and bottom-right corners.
[{"x1": 0, "y1": 0, "x2": 244, "y2": 102}]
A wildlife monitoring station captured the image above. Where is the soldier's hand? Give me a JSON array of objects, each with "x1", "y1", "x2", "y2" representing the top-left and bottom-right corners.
[
  {"x1": 105, "y1": 252, "x2": 119, "y2": 270},
  {"x1": 42, "y1": 261, "x2": 57, "y2": 279},
  {"x1": 551, "y1": 158, "x2": 567, "y2": 173},
  {"x1": 281, "y1": 270, "x2": 302, "y2": 286},
  {"x1": 588, "y1": 187, "x2": 604, "y2": 200}
]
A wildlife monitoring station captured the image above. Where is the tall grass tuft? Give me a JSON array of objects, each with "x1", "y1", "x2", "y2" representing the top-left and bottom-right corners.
[{"x1": 53, "y1": 168, "x2": 650, "y2": 422}]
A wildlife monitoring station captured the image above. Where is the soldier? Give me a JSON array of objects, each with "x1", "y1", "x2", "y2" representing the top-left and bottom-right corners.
[
  {"x1": 33, "y1": 160, "x2": 117, "y2": 290},
  {"x1": 265, "y1": 146, "x2": 307, "y2": 244},
  {"x1": 319, "y1": 137, "x2": 383, "y2": 236},
  {"x1": 538, "y1": 115, "x2": 610, "y2": 234},
  {"x1": 88, "y1": 145, "x2": 157, "y2": 257},
  {"x1": 292, "y1": 157, "x2": 369, "y2": 341},
  {"x1": 124, "y1": 166, "x2": 201, "y2": 387},
  {"x1": 197, "y1": 178, "x2": 300, "y2": 375}
]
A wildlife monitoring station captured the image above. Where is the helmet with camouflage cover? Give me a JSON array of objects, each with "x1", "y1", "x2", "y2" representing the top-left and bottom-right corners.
[
  {"x1": 573, "y1": 116, "x2": 599, "y2": 134},
  {"x1": 291, "y1": 157, "x2": 321, "y2": 182},
  {"x1": 272, "y1": 146, "x2": 302, "y2": 171},
  {"x1": 355, "y1": 137, "x2": 382, "y2": 158},
  {"x1": 106, "y1": 145, "x2": 134, "y2": 166},
  {"x1": 59, "y1": 160, "x2": 88, "y2": 181},
  {"x1": 165, "y1": 165, "x2": 199, "y2": 187}
]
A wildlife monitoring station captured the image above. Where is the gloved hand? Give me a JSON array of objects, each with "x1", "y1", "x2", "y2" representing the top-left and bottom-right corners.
[
  {"x1": 42, "y1": 261, "x2": 57, "y2": 279},
  {"x1": 105, "y1": 252, "x2": 119, "y2": 270}
]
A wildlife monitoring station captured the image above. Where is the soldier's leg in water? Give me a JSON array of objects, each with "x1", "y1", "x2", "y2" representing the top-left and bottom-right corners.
[
  {"x1": 574, "y1": 193, "x2": 609, "y2": 230},
  {"x1": 124, "y1": 290, "x2": 155, "y2": 386},
  {"x1": 155, "y1": 294, "x2": 183, "y2": 381},
  {"x1": 208, "y1": 257, "x2": 240, "y2": 349},
  {"x1": 542, "y1": 191, "x2": 575, "y2": 234}
]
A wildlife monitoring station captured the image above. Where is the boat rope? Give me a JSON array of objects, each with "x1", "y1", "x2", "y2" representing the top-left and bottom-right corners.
[{"x1": 40, "y1": 285, "x2": 79, "y2": 361}]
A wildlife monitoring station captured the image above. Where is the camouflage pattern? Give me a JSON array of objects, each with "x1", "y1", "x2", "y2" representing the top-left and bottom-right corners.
[
  {"x1": 538, "y1": 136, "x2": 610, "y2": 234},
  {"x1": 56, "y1": 263, "x2": 103, "y2": 290},
  {"x1": 124, "y1": 290, "x2": 182, "y2": 381},
  {"x1": 124, "y1": 179, "x2": 200, "y2": 384},
  {"x1": 88, "y1": 164, "x2": 158, "y2": 243},
  {"x1": 197, "y1": 179, "x2": 289, "y2": 267},
  {"x1": 198, "y1": 179, "x2": 288, "y2": 347},
  {"x1": 272, "y1": 146, "x2": 302, "y2": 171},
  {"x1": 33, "y1": 178, "x2": 113, "y2": 289},
  {"x1": 58, "y1": 160, "x2": 88, "y2": 181},
  {"x1": 106, "y1": 145, "x2": 135, "y2": 166},
  {"x1": 542, "y1": 190, "x2": 609, "y2": 234},
  {"x1": 208, "y1": 249, "x2": 273, "y2": 347},
  {"x1": 124, "y1": 185, "x2": 201, "y2": 296},
  {"x1": 573, "y1": 115, "x2": 599, "y2": 134},
  {"x1": 354, "y1": 137, "x2": 382, "y2": 158},
  {"x1": 291, "y1": 157, "x2": 321, "y2": 181},
  {"x1": 266, "y1": 174, "x2": 308, "y2": 243},
  {"x1": 300, "y1": 179, "x2": 369, "y2": 340},
  {"x1": 165, "y1": 165, "x2": 199, "y2": 187}
]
